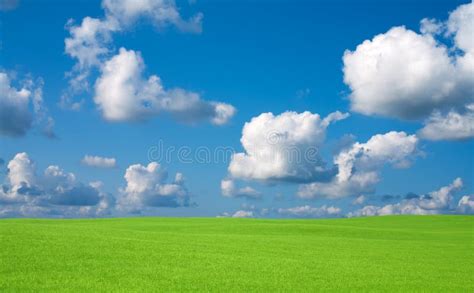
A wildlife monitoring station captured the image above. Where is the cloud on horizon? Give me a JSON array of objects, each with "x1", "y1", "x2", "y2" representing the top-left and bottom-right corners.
[
  {"x1": 278, "y1": 205, "x2": 341, "y2": 218},
  {"x1": 117, "y1": 162, "x2": 191, "y2": 213},
  {"x1": 348, "y1": 178, "x2": 464, "y2": 217},
  {"x1": 0, "y1": 153, "x2": 113, "y2": 218}
]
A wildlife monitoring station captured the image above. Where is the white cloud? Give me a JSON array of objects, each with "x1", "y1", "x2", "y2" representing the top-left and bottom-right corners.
[
  {"x1": 343, "y1": 26, "x2": 462, "y2": 119},
  {"x1": 68, "y1": 0, "x2": 202, "y2": 64},
  {"x1": 343, "y1": 2, "x2": 474, "y2": 140},
  {"x1": 232, "y1": 210, "x2": 254, "y2": 218},
  {"x1": 212, "y1": 103, "x2": 237, "y2": 126},
  {"x1": 348, "y1": 178, "x2": 463, "y2": 217},
  {"x1": 447, "y1": 2, "x2": 474, "y2": 53},
  {"x1": 0, "y1": 72, "x2": 54, "y2": 138},
  {"x1": 278, "y1": 205, "x2": 341, "y2": 218},
  {"x1": 63, "y1": 16, "x2": 118, "y2": 96},
  {"x1": 65, "y1": 17, "x2": 117, "y2": 76},
  {"x1": 94, "y1": 48, "x2": 235, "y2": 124},
  {"x1": 42, "y1": 165, "x2": 76, "y2": 192},
  {"x1": 64, "y1": 0, "x2": 202, "y2": 103},
  {"x1": 352, "y1": 195, "x2": 366, "y2": 205},
  {"x1": 298, "y1": 131, "x2": 418, "y2": 199},
  {"x1": 420, "y1": 18, "x2": 443, "y2": 35},
  {"x1": 457, "y1": 195, "x2": 474, "y2": 214},
  {"x1": 228, "y1": 111, "x2": 348, "y2": 182},
  {"x1": 7, "y1": 152, "x2": 37, "y2": 188},
  {"x1": 118, "y1": 162, "x2": 190, "y2": 211},
  {"x1": 102, "y1": 0, "x2": 203, "y2": 33},
  {"x1": 220, "y1": 179, "x2": 261, "y2": 199},
  {"x1": 418, "y1": 104, "x2": 474, "y2": 140},
  {"x1": 219, "y1": 204, "x2": 268, "y2": 218},
  {"x1": 81, "y1": 155, "x2": 117, "y2": 168},
  {"x1": 63, "y1": 1, "x2": 234, "y2": 124},
  {"x1": 0, "y1": 153, "x2": 113, "y2": 217}
]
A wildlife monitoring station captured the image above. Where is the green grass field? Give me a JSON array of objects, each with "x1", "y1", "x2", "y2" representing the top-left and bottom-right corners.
[{"x1": 1, "y1": 216, "x2": 472, "y2": 292}]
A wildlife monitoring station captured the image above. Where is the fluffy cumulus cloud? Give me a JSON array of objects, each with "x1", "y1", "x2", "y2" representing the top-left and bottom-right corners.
[
  {"x1": 0, "y1": 153, "x2": 114, "y2": 218},
  {"x1": 278, "y1": 205, "x2": 341, "y2": 218},
  {"x1": 348, "y1": 178, "x2": 464, "y2": 217},
  {"x1": 343, "y1": 27, "x2": 463, "y2": 119},
  {"x1": 343, "y1": 2, "x2": 474, "y2": 140},
  {"x1": 81, "y1": 155, "x2": 117, "y2": 168},
  {"x1": 0, "y1": 154, "x2": 195, "y2": 217},
  {"x1": 63, "y1": 0, "x2": 206, "y2": 110},
  {"x1": 220, "y1": 179, "x2": 261, "y2": 199},
  {"x1": 94, "y1": 48, "x2": 235, "y2": 124},
  {"x1": 63, "y1": 16, "x2": 118, "y2": 98},
  {"x1": 6, "y1": 153, "x2": 37, "y2": 195},
  {"x1": 418, "y1": 104, "x2": 474, "y2": 140},
  {"x1": 64, "y1": 0, "x2": 202, "y2": 84},
  {"x1": 0, "y1": 71, "x2": 54, "y2": 138},
  {"x1": 228, "y1": 111, "x2": 348, "y2": 183},
  {"x1": 457, "y1": 195, "x2": 474, "y2": 214},
  {"x1": 298, "y1": 131, "x2": 419, "y2": 199},
  {"x1": 62, "y1": 0, "x2": 234, "y2": 124},
  {"x1": 117, "y1": 162, "x2": 190, "y2": 212},
  {"x1": 101, "y1": 0, "x2": 203, "y2": 33},
  {"x1": 231, "y1": 210, "x2": 254, "y2": 218}
]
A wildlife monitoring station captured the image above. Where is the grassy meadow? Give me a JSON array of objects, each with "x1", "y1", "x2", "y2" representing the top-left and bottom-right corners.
[{"x1": 0, "y1": 215, "x2": 472, "y2": 292}]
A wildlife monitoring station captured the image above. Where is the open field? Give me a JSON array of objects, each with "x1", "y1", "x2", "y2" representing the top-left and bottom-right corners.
[{"x1": 0, "y1": 216, "x2": 472, "y2": 292}]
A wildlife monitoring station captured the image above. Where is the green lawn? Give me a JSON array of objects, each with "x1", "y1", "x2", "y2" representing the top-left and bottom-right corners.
[{"x1": 0, "y1": 216, "x2": 472, "y2": 292}]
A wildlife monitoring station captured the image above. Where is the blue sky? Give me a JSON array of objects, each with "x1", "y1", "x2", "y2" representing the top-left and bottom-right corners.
[{"x1": 0, "y1": 0, "x2": 473, "y2": 218}]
